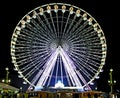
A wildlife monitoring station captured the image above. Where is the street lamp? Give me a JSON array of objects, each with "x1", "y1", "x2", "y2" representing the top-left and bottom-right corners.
[
  {"x1": 2, "y1": 67, "x2": 11, "y2": 84},
  {"x1": 108, "y1": 68, "x2": 116, "y2": 94}
]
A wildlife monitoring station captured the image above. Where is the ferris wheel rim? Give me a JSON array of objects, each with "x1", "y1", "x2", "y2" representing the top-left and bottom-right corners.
[{"x1": 11, "y1": 3, "x2": 107, "y2": 89}]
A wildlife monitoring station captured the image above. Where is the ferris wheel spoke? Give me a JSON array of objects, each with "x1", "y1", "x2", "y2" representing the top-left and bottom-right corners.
[
  {"x1": 24, "y1": 66, "x2": 38, "y2": 79},
  {"x1": 70, "y1": 21, "x2": 88, "y2": 35},
  {"x1": 72, "y1": 45, "x2": 98, "y2": 72},
  {"x1": 75, "y1": 53, "x2": 99, "y2": 73},
  {"x1": 24, "y1": 54, "x2": 52, "y2": 85},
  {"x1": 71, "y1": 44, "x2": 102, "y2": 61},
  {"x1": 66, "y1": 16, "x2": 83, "y2": 39},
  {"x1": 70, "y1": 52, "x2": 98, "y2": 74},
  {"x1": 15, "y1": 47, "x2": 50, "y2": 66},
  {"x1": 70, "y1": 55, "x2": 93, "y2": 80},
  {"x1": 66, "y1": 18, "x2": 88, "y2": 40},
  {"x1": 75, "y1": 70, "x2": 91, "y2": 89},
  {"x1": 49, "y1": 12, "x2": 58, "y2": 36},
  {"x1": 80, "y1": 25, "x2": 94, "y2": 34},
  {"x1": 20, "y1": 51, "x2": 51, "y2": 73},
  {"x1": 23, "y1": 58, "x2": 48, "y2": 79},
  {"x1": 56, "y1": 11, "x2": 60, "y2": 36},
  {"x1": 23, "y1": 25, "x2": 52, "y2": 43},
  {"x1": 30, "y1": 18, "x2": 47, "y2": 33},
  {"x1": 60, "y1": 13, "x2": 64, "y2": 35},
  {"x1": 73, "y1": 43, "x2": 101, "y2": 65},
  {"x1": 18, "y1": 32, "x2": 49, "y2": 47},
  {"x1": 35, "y1": 13, "x2": 55, "y2": 39},
  {"x1": 34, "y1": 12, "x2": 53, "y2": 34},
  {"x1": 64, "y1": 14, "x2": 77, "y2": 38},
  {"x1": 30, "y1": 17, "x2": 51, "y2": 35},
  {"x1": 62, "y1": 12, "x2": 71, "y2": 38},
  {"x1": 29, "y1": 69, "x2": 44, "y2": 87},
  {"x1": 80, "y1": 29, "x2": 97, "y2": 39},
  {"x1": 42, "y1": 13, "x2": 55, "y2": 36}
]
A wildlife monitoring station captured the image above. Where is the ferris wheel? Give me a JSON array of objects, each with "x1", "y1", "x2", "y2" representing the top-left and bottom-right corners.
[{"x1": 11, "y1": 3, "x2": 107, "y2": 90}]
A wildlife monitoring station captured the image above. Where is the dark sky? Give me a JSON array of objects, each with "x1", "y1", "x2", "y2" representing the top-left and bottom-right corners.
[{"x1": 0, "y1": 0, "x2": 119, "y2": 92}]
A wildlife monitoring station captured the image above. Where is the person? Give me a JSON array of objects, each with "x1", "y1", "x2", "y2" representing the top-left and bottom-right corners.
[
  {"x1": 87, "y1": 93, "x2": 91, "y2": 98},
  {"x1": 94, "y1": 94, "x2": 98, "y2": 98}
]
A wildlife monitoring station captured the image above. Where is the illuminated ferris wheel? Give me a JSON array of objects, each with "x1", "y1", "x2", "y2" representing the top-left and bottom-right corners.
[{"x1": 11, "y1": 3, "x2": 107, "y2": 90}]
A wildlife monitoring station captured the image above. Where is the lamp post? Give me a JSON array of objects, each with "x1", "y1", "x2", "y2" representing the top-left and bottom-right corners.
[
  {"x1": 108, "y1": 68, "x2": 116, "y2": 94},
  {"x1": 2, "y1": 67, "x2": 11, "y2": 84}
]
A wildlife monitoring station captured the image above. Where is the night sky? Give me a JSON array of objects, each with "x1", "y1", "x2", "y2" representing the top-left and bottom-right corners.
[{"x1": 0, "y1": 0, "x2": 119, "y2": 92}]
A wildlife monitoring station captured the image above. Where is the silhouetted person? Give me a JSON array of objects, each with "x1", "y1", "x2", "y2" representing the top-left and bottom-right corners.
[
  {"x1": 94, "y1": 94, "x2": 98, "y2": 98},
  {"x1": 88, "y1": 93, "x2": 91, "y2": 98}
]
